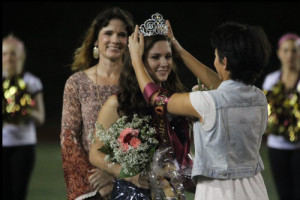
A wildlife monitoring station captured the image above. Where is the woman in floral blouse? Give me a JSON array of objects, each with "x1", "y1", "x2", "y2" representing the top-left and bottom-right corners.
[{"x1": 60, "y1": 7, "x2": 134, "y2": 200}]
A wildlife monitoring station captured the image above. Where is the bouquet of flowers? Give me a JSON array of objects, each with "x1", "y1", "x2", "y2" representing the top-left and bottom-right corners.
[
  {"x1": 94, "y1": 114, "x2": 158, "y2": 178},
  {"x1": 2, "y1": 76, "x2": 35, "y2": 123},
  {"x1": 93, "y1": 114, "x2": 188, "y2": 199},
  {"x1": 264, "y1": 81, "x2": 300, "y2": 142}
]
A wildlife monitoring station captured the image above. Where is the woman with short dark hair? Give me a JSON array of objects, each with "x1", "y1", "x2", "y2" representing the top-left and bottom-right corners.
[{"x1": 128, "y1": 20, "x2": 271, "y2": 200}]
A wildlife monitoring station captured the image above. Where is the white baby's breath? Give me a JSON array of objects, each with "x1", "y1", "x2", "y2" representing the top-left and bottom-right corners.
[{"x1": 92, "y1": 114, "x2": 158, "y2": 177}]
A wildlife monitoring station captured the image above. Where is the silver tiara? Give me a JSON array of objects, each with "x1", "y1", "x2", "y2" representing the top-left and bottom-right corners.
[{"x1": 139, "y1": 13, "x2": 168, "y2": 36}]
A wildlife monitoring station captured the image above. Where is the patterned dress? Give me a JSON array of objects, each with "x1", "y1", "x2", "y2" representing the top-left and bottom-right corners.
[{"x1": 60, "y1": 71, "x2": 119, "y2": 200}]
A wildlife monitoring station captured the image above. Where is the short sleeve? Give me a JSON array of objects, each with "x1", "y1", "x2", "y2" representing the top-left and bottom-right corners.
[
  {"x1": 23, "y1": 72, "x2": 43, "y2": 94},
  {"x1": 262, "y1": 70, "x2": 281, "y2": 91},
  {"x1": 189, "y1": 91, "x2": 216, "y2": 131}
]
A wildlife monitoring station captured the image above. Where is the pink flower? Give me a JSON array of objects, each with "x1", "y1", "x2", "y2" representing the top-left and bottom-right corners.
[
  {"x1": 118, "y1": 128, "x2": 140, "y2": 152},
  {"x1": 130, "y1": 137, "x2": 141, "y2": 148}
]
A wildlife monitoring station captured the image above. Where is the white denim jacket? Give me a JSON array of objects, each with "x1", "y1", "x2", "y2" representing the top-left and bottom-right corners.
[{"x1": 191, "y1": 80, "x2": 267, "y2": 180}]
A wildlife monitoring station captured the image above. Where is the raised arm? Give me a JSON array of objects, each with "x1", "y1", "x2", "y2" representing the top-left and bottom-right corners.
[
  {"x1": 128, "y1": 25, "x2": 202, "y2": 121},
  {"x1": 166, "y1": 20, "x2": 221, "y2": 89}
]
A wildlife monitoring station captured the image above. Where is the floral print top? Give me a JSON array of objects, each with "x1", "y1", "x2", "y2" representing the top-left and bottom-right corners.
[{"x1": 60, "y1": 71, "x2": 119, "y2": 200}]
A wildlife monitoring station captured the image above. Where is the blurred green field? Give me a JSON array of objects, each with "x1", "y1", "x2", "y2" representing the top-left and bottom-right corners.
[{"x1": 27, "y1": 142, "x2": 279, "y2": 200}]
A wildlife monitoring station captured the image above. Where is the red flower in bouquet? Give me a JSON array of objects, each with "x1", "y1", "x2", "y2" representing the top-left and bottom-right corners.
[
  {"x1": 94, "y1": 114, "x2": 158, "y2": 178},
  {"x1": 130, "y1": 137, "x2": 141, "y2": 148},
  {"x1": 118, "y1": 128, "x2": 141, "y2": 152}
]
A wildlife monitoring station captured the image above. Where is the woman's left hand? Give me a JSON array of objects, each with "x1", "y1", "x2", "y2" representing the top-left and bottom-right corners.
[
  {"x1": 128, "y1": 25, "x2": 144, "y2": 66},
  {"x1": 88, "y1": 168, "x2": 114, "y2": 190}
]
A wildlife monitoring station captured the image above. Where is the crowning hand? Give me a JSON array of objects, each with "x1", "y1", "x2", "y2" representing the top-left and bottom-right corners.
[
  {"x1": 166, "y1": 20, "x2": 183, "y2": 54},
  {"x1": 128, "y1": 25, "x2": 144, "y2": 65},
  {"x1": 166, "y1": 20, "x2": 175, "y2": 41}
]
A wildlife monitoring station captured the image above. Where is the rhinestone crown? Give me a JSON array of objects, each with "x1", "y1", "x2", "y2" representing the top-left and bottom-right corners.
[{"x1": 139, "y1": 13, "x2": 168, "y2": 36}]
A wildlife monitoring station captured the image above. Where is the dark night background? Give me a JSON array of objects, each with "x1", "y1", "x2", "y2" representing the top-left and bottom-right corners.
[{"x1": 3, "y1": 1, "x2": 300, "y2": 143}]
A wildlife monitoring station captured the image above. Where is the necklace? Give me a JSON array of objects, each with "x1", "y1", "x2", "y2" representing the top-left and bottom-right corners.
[{"x1": 95, "y1": 66, "x2": 103, "y2": 107}]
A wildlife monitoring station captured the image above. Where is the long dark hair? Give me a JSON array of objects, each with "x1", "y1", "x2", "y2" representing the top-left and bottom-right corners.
[
  {"x1": 71, "y1": 7, "x2": 134, "y2": 71},
  {"x1": 117, "y1": 35, "x2": 187, "y2": 118}
]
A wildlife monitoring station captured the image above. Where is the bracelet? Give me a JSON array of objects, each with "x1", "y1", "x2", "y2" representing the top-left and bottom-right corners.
[{"x1": 170, "y1": 37, "x2": 176, "y2": 41}]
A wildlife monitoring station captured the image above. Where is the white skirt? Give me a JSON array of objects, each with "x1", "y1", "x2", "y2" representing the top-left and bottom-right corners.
[{"x1": 194, "y1": 173, "x2": 269, "y2": 200}]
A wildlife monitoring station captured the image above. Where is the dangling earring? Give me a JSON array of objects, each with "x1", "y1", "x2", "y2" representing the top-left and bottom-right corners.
[{"x1": 93, "y1": 46, "x2": 99, "y2": 59}]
